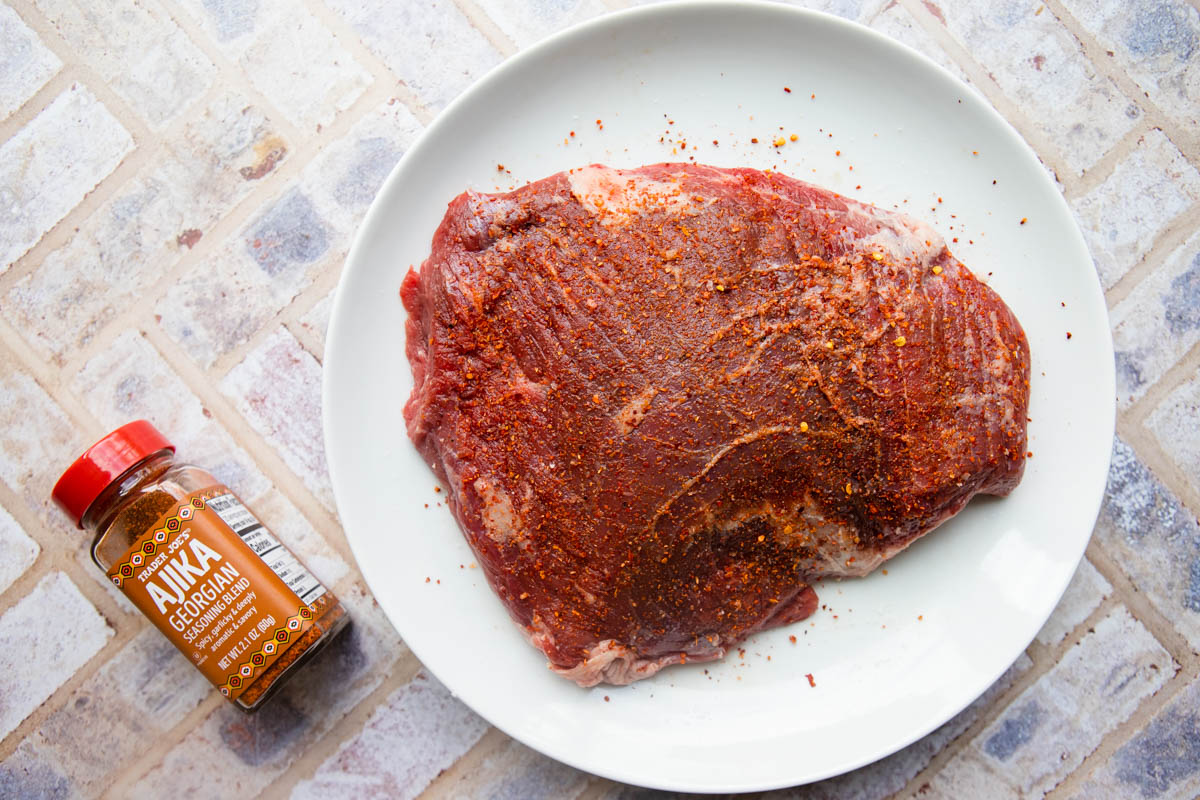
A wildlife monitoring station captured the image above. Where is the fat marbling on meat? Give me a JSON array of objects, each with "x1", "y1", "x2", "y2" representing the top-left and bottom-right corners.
[{"x1": 401, "y1": 163, "x2": 1030, "y2": 687}]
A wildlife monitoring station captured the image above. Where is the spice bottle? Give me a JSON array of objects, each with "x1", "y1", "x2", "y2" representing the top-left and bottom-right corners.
[{"x1": 52, "y1": 420, "x2": 347, "y2": 711}]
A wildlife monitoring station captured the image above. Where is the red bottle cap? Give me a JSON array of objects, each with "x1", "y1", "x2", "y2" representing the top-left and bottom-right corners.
[{"x1": 52, "y1": 420, "x2": 175, "y2": 527}]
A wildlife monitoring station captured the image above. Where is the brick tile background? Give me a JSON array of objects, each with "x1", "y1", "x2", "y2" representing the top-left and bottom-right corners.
[{"x1": 1, "y1": 0, "x2": 1198, "y2": 797}]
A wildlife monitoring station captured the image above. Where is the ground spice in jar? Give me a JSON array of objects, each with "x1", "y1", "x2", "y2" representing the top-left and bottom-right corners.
[{"x1": 52, "y1": 420, "x2": 348, "y2": 711}]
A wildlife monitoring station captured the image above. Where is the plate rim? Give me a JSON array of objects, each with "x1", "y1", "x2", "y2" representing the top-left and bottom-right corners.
[{"x1": 323, "y1": 0, "x2": 1117, "y2": 791}]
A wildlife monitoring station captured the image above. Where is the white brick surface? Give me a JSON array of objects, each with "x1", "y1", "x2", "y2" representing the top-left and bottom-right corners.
[
  {"x1": 922, "y1": 606, "x2": 1172, "y2": 797},
  {"x1": 0, "y1": 572, "x2": 113, "y2": 739},
  {"x1": 222, "y1": 327, "x2": 333, "y2": 510},
  {"x1": 1146, "y1": 372, "x2": 1200, "y2": 504},
  {"x1": 7, "y1": 91, "x2": 285, "y2": 364},
  {"x1": 0, "y1": 504, "x2": 39, "y2": 596},
  {"x1": 1034, "y1": 558, "x2": 1112, "y2": 646},
  {"x1": 159, "y1": 99, "x2": 421, "y2": 367},
  {"x1": 0, "y1": 84, "x2": 133, "y2": 270},
  {"x1": 1071, "y1": 129, "x2": 1200, "y2": 289},
  {"x1": 71, "y1": 329, "x2": 272, "y2": 504},
  {"x1": 324, "y1": 0, "x2": 503, "y2": 112},
  {"x1": 1058, "y1": 0, "x2": 1200, "y2": 132},
  {"x1": 0, "y1": 4, "x2": 61, "y2": 121},
  {"x1": 176, "y1": 0, "x2": 370, "y2": 133},
  {"x1": 31, "y1": 0, "x2": 214, "y2": 130},
  {"x1": 291, "y1": 671, "x2": 489, "y2": 800},
  {"x1": 0, "y1": 626, "x2": 209, "y2": 796},
  {"x1": 932, "y1": 0, "x2": 1138, "y2": 176},
  {"x1": 0, "y1": 370, "x2": 85, "y2": 521}
]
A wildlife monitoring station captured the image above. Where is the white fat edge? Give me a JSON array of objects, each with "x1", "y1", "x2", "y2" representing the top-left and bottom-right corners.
[
  {"x1": 568, "y1": 165, "x2": 710, "y2": 222},
  {"x1": 473, "y1": 476, "x2": 521, "y2": 545},
  {"x1": 843, "y1": 203, "x2": 946, "y2": 269}
]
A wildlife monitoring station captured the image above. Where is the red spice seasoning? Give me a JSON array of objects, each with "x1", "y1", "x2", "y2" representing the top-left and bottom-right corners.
[{"x1": 52, "y1": 421, "x2": 347, "y2": 712}]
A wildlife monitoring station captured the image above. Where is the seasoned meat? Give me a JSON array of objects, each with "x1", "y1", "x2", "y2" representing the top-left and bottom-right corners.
[{"x1": 402, "y1": 163, "x2": 1030, "y2": 686}]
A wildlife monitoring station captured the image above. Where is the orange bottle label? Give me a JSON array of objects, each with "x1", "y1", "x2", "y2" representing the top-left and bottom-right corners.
[{"x1": 107, "y1": 487, "x2": 327, "y2": 701}]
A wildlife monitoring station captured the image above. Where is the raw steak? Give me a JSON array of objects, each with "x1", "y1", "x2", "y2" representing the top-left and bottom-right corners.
[{"x1": 402, "y1": 163, "x2": 1030, "y2": 686}]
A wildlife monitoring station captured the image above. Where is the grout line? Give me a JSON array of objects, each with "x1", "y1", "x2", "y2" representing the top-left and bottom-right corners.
[
  {"x1": 1087, "y1": 537, "x2": 1199, "y2": 668},
  {"x1": 895, "y1": 0, "x2": 1077, "y2": 190},
  {"x1": 154, "y1": 0, "x2": 306, "y2": 147},
  {"x1": 1122, "y1": 338, "x2": 1200, "y2": 431},
  {"x1": 415, "y1": 725, "x2": 509, "y2": 799},
  {"x1": 1116, "y1": 414, "x2": 1200, "y2": 533},
  {"x1": 1041, "y1": 0, "x2": 1200, "y2": 165},
  {"x1": 47, "y1": 70, "x2": 392, "y2": 380},
  {"x1": 141, "y1": 325, "x2": 357, "y2": 567},
  {"x1": 0, "y1": 66, "x2": 75, "y2": 149},
  {"x1": 0, "y1": 617, "x2": 141, "y2": 763},
  {"x1": 205, "y1": 245, "x2": 345, "y2": 379},
  {"x1": 0, "y1": 473, "x2": 140, "y2": 633},
  {"x1": 1104, "y1": 199, "x2": 1200, "y2": 311},
  {"x1": 894, "y1": 593, "x2": 1124, "y2": 798},
  {"x1": 1046, "y1": 658, "x2": 1198, "y2": 798},
  {"x1": 3, "y1": 0, "x2": 154, "y2": 147},
  {"x1": 453, "y1": 0, "x2": 520, "y2": 58},
  {"x1": 301, "y1": 0, "x2": 438, "y2": 127},
  {"x1": 99, "y1": 693, "x2": 225, "y2": 798},
  {"x1": 0, "y1": 314, "x2": 107, "y2": 437},
  {"x1": 1062, "y1": 122, "x2": 1150, "y2": 201},
  {"x1": 574, "y1": 778, "x2": 620, "y2": 800},
  {"x1": 0, "y1": 65, "x2": 156, "y2": 292},
  {"x1": 255, "y1": 650, "x2": 425, "y2": 799}
]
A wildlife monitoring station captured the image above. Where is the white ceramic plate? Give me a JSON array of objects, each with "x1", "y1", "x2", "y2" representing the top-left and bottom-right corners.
[{"x1": 324, "y1": 1, "x2": 1114, "y2": 791}]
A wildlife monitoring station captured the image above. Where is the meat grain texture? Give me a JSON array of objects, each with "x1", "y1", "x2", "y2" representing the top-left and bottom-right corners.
[{"x1": 402, "y1": 163, "x2": 1030, "y2": 686}]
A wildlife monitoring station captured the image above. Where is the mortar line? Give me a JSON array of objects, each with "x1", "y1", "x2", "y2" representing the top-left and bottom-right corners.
[
  {"x1": 154, "y1": 0, "x2": 307, "y2": 146},
  {"x1": 1105, "y1": 200, "x2": 1200, "y2": 311},
  {"x1": 1086, "y1": 537, "x2": 1198, "y2": 669},
  {"x1": 255, "y1": 652, "x2": 425, "y2": 799},
  {"x1": 99, "y1": 692, "x2": 224, "y2": 798},
  {"x1": 1046, "y1": 658, "x2": 1199, "y2": 799},
  {"x1": 3, "y1": 0, "x2": 155, "y2": 144},
  {"x1": 453, "y1": 0, "x2": 519, "y2": 58},
  {"x1": 894, "y1": 593, "x2": 1125, "y2": 798},
  {"x1": 300, "y1": 0, "x2": 438, "y2": 128},
  {"x1": 103, "y1": 574, "x2": 390, "y2": 796},
  {"x1": 1042, "y1": 0, "x2": 1200, "y2": 164},
  {"x1": 1115, "y1": 415, "x2": 1200, "y2": 528},
  {"x1": 0, "y1": 71, "x2": 230, "y2": 297},
  {"x1": 204, "y1": 240, "x2": 347, "y2": 379},
  {"x1": 0, "y1": 315, "x2": 107, "y2": 442},
  {"x1": 896, "y1": 0, "x2": 1078, "y2": 190},
  {"x1": 0, "y1": 66, "x2": 74, "y2": 149},
  {"x1": 1122, "y1": 339, "x2": 1200, "y2": 430},
  {"x1": 0, "y1": 617, "x2": 141, "y2": 763},
  {"x1": 0, "y1": 469, "x2": 144, "y2": 630},
  {"x1": 47, "y1": 73, "x2": 393, "y2": 379},
  {"x1": 0, "y1": 68, "x2": 158, "y2": 292},
  {"x1": 140, "y1": 325, "x2": 356, "y2": 566},
  {"x1": 417, "y1": 726, "x2": 511, "y2": 799},
  {"x1": 574, "y1": 777, "x2": 622, "y2": 800},
  {"x1": 1062, "y1": 122, "x2": 1153, "y2": 201}
]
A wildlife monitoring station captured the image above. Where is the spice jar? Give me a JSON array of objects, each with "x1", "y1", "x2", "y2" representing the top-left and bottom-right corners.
[{"x1": 52, "y1": 420, "x2": 347, "y2": 711}]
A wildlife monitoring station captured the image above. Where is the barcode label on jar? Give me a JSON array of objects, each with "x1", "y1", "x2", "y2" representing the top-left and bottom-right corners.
[{"x1": 206, "y1": 492, "x2": 326, "y2": 605}]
